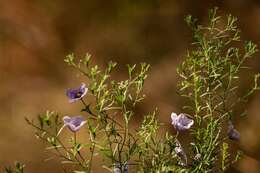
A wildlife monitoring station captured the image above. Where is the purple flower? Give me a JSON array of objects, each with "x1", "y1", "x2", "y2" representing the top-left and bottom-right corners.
[
  {"x1": 66, "y1": 83, "x2": 88, "y2": 103},
  {"x1": 228, "y1": 121, "x2": 240, "y2": 141},
  {"x1": 63, "y1": 116, "x2": 86, "y2": 132},
  {"x1": 171, "y1": 112, "x2": 194, "y2": 131}
]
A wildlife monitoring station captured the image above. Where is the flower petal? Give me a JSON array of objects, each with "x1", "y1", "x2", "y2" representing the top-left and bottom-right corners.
[
  {"x1": 171, "y1": 112, "x2": 194, "y2": 131},
  {"x1": 63, "y1": 115, "x2": 86, "y2": 132},
  {"x1": 228, "y1": 121, "x2": 240, "y2": 141},
  {"x1": 63, "y1": 116, "x2": 71, "y2": 124},
  {"x1": 66, "y1": 83, "x2": 88, "y2": 103}
]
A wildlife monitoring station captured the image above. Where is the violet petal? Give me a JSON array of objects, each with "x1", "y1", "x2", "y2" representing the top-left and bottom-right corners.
[
  {"x1": 66, "y1": 83, "x2": 88, "y2": 103},
  {"x1": 63, "y1": 116, "x2": 86, "y2": 132},
  {"x1": 171, "y1": 112, "x2": 194, "y2": 131}
]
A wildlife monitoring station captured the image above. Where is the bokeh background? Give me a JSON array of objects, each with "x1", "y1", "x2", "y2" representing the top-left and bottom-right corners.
[{"x1": 0, "y1": 0, "x2": 260, "y2": 172}]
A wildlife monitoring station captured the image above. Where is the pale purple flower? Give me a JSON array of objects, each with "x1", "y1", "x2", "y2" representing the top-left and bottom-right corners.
[
  {"x1": 63, "y1": 116, "x2": 86, "y2": 132},
  {"x1": 66, "y1": 83, "x2": 88, "y2": 103},
  {"x1": 171, "y1": 112, "x2": 194, "y2": 131},
  {"x1": 228, "y1": 121, "x2": 240, "y2": 141}
]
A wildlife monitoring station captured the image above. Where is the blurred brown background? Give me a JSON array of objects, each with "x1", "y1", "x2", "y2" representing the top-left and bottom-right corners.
[{"x1": 0, "y1": 0, "x2": 260, "y2": 172}]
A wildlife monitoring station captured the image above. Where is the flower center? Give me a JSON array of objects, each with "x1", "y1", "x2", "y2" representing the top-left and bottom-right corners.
[{"x1": 76, "y1": 91, "x2": 83, "y2": 98}]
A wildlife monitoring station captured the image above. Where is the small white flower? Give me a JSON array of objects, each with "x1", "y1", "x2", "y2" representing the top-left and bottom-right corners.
[
  {"x1": 194, "y1": 153, "x2": 202, "y2": 161},
  {"x1": 175, "y1": 146, "x2": 183, "y2": 154},
  {"x1": 175, "y1": 142, "x2": 187, "y2": 166},
  {"x1": 171, "y1": 112, "x2": 194, "y2": 131},
  {"x1": 113, "y1": 167, "x2": 121, "y2": 173},
  {"x1": 113, "y1": 162, "x2": 128, "y2": 173}
]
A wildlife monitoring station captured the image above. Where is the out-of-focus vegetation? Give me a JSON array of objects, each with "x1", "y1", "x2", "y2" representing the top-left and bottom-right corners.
[
  {"x1": 4, "y1": 162, "x2": 25, "y2": 173},
  {"x1": 1, "y1": 1, "x2": 260, "y2": 173}
]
